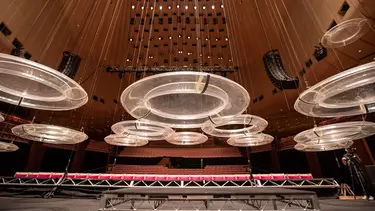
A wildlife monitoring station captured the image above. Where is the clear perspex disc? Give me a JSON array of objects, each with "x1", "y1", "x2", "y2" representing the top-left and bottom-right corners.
[
  {"x1": 201, "y1": 114, "x2": 268, "y2": 137},
  {"x1": 111, "y1": 120, "x2": 175, "y2": 140},
  {"x1": 294, "y1": 61, "x2": 375, "y2": 117},
  {"x1": 227, "y1": 133, "x2": 274, "y2": 147},
  {"x1": 12, "y1": 124, "x2": 88, "y2": 144},
  {"x1": 0, "y1": 141, "x2": 19, "y2": 152},
  {"x1": 0, "y1": 114, "x2": 4, "y2": 122},
  {"x1": 294, "y1": 121, "x2": 375, "y2": 144},
  {"x1": 294, "y1": 140, "x2": 353, "y2": 152},
  {"x1": 121, "y1": 71, "x2": 250, "y2": 128},
  {"x1": 321, "y1": 18, "x2": 370, "y2": 48},
  {"x1": 0, "y1": 53, "x2": 88, "y2": 111},
  {"x1": 104, "y1": 134, "x2": 148, "y2": 147},
  {"x1": 166, "y1": 132, "x2": 208, "y2": 145}
]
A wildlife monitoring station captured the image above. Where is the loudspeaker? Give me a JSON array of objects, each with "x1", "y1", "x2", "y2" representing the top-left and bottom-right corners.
[{"x1": 58, "y1": 51, "x2": 81, "y2": 79}]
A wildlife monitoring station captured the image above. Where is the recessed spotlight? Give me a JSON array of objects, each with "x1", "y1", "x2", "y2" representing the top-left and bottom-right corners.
[
  {"x1": 127, "y1": 59, "x2": 130, "y2": 62},
  {"x1": 168, "y1": 6, "x2": 171, "y2": 9},
  {"x1": 159, "y1": 37, "x2": 162, "y2": 40},
  {"x1": 358, "y1": 49, "x2": 362, "y2": 53},
  {"x1": 141, "y1": 6, "x2": 144, "y2": 10},
  {"x1": 185, "y1": 5, "x2": 188, "y2": 9},
  {"x1": 151, "y1": 6, "x2": 154, "y2": 10},
  {"x1": 188, "y1": 36, "x2": 191, "y2": 39},
  {"x1": 159, "y1": 6, "x2": 162, "y2": 10},
  {"x1": 178, "y1": 34, "x2": 182, "y2": 38},
  {"x1": 203, "y1": 6, "x2": 206, "y2": 9},
  {"x1": 177, "y1": 5, "x2": 180, "y2": 8},
  {"x1": 129, "y1": 38, "x2": 133, "y2": 42},
  {"x1": 169, "y1": 36, "x2": 172, "y2": 39},
  {"x1": 221, "y1": 5, "x2": 224, "y2": 8},
  {"x1": 212, "y1": 5, "x2": 215, "y2": 9},
  {"x1": 132, "y1": 5, "x2": 135, "y2": 9},
  {"x1": 194, "y1": 6, "x2": 197, "y2": 10},
  {"x1": 225, "y1": 37, "x2": 229, "y2": 41}
]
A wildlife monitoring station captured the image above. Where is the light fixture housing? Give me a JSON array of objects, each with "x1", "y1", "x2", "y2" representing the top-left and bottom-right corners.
[
  {"x1": 166, "y1": 132, "x2": 208, "y2": 145},
  {"x1": 0, "y1": 53, "x2": 88, "y2": 111},
  {"x1": 321, "y1": 18, "x2": 369, "y2": 48},
  {"x1": 104, "y1": 134, "x2": 148, "y2": 147},
  {"x1": 0, "y1": 141, "x2": 19, "y2": 152},
  {"x1": 294, "y1": 61, "x2": 375, "y2": 117},
  {"x1": 227, "y1": 133, "x2": 274, "y2": 147},
  {"x1": 111, "y1": 120, "x2": 175, "y2": 140},
  {"x1": 294, "y1": 140, "x2": 353, "y2": 152},
  {"x1": 293, "y1": 121, "x2": 375, "y2": 144},
  {"x1": 121, "y1": 71, "x2": 249, "y2": 128},
  {"x1": 12, "y1": 124, "x2": 88, "y2": 144},
  {"x1": 201, "y1": 114, "x2": 268, "y2": 137}
]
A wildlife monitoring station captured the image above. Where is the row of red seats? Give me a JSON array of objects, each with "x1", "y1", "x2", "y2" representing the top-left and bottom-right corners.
[
  {"x1": 110, "y1": 165, "x2": 247, "y2": 175},
  {"x1": 14, "y1": 172, "x2": 313, "y2": 181}
]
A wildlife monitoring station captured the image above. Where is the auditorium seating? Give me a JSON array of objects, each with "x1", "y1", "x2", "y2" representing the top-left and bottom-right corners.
[
  {"x1": 14, "y1": 172, "x2": 314, "y2": 181},
  {"x1": 109, "y1": 165, "x2": 247, "y2": 175}
]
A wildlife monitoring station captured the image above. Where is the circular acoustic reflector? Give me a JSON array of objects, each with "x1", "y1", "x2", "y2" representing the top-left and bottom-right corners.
[
  {"x1": 121, "y1": 71, "x2": 250, "y2": 128},
  {"x1": 294, "y1": 140, "x2": 354, "y2": 152},
  {"x1": 12, "y1": 124, "x2": 88, "y2": 144},
  {"x1": 0, "y1": 53, "x2": 88, "y2": 111},
  {"x1": 111, "y1": 120, "x2": 175, "y2": 140},
  {"x1": 0, "y1": 141, "x2": 19, "y2": 152},
  {"x1": 0, "y1": 114, "x2": 4, "y2": 122},
  {"x1": 294, "y1": 61, "x2": 375, "y2": 117},
  {"x1": 166, "y1": 132, "x2": 208, "y2": 145},
  {"x1": 201, "y1": 114, "x2": 268, "y2": 137},
  {"x1": 104, "y1": 134, "x2": 148, "y2": 147},
  {"x1": 227, "y1": 133, "x2": 274, "y2": 147},
  {"x1": 321, "y1": 18, "x2": 370, "y2": 48},
  {"x1": 294, "y1": 121, "x2": 375, "y2": 144}
]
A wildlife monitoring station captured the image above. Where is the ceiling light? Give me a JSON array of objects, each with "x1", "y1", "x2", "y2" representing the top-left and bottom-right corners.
[
  {"x1": 203, "y1": 6, "x2": 206, "y2": 9},
  {"x1": 129, "y1": 38, "x2": 133, "y2": 42},
  {"x1": 141, "y1": 6, "x2": 144, "y2": 10},
  {"x1": 151, "y1": 6, "x2": 154, "y2": 10},
  {"x1": 321, "y1": 18, "x2": 369, "y2": 48},
  {"x1": 177, "y1": 5, "x2": 180, "y2": 8},
  {"x1": 221, "y1": 5, "x2": 224, "y2": 8},
  {"x1": 169, "y1": 36, "x2": 172, "y2": 39},
  {"x1": 188, "y1": 36, "x2": 191, "y2": 39},
  {"x1": 159, "y1": 6, "x2": 162, "y2": 10},
  {"x1": 194, "y1": 6, "x2": 197, "y2": 10},
  {"x1": 358, "y1": 49, "x2": 362, "y2": 53},
  {"x1": 159, "y1": 37, "x2": 162, "y2": 40},
  {"x1": 225, "y1": 37, "x2": 229, "y2": 41},
  {"x1": 127, "y1": 58, "x2": 130, "y2": 62},
  {"x1": 178, "y1": 34, "x2": 182, "y2": 38},
  {"x1": 212, "y1": 5, "x2": 215, "y2": 9},
  {"x1": 168, "y1": 6, "x2": 171, "y2": 9},
  {"x1": 185, "y1": 5, "x2": 188, "y2": 9},
  {"x1": 132, "y1": 5, "x2": 135, "y2": 9}
]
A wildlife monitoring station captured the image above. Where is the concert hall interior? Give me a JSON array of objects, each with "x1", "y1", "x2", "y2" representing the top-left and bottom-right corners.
[{"x1": 1, "y1": 0, "x2": 375, "y2": 210}]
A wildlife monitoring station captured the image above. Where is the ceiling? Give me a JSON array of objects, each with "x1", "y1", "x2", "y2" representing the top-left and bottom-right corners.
[{"x1": 1, "y1": 0, "x2": 375, "y2": 145}]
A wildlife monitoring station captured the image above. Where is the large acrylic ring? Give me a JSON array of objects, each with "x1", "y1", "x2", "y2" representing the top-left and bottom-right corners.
[
  {"x1": 104, "y1": 134, "x2": 148, "y2": 147},
  {"x1": 294, "y1": 61, "x2": 375, "y2": 117},
  {"x1": 321, "y1": 18, "x2": 369, "y2": 48},
  {"x1": 294, "y1": 140, "x2": 353, "y2": 152},
  {"x1": 227, "y1": 133, "x2": 274, "y2": 147},
  {"x1": 0, "y1": 114, "x2": 4, "y2": 122},
  {"x1": 111, "y1": 120, "x2": 175, "y2": 140},
  {"x1": 121, "y1": 71, "x2": 250, "y2": 128},
  {"x1": 294, "y1": 121, "x2": 375, "y2": 144},
  {"x1": 201, "y1": 114, "x2": 268, "y2": 137},
  {"x1": 0, "y1": 53, "x2": 88, "y2": 110},
  {"x1": 12, "y1": 124, "x2": 88, "y2": 144},
  {"x1": 0, "y1": 141, "x2": 19, "y2": 152},
  {"x1": 166, "y1": 132, "x2": 208, "y2": 145}
]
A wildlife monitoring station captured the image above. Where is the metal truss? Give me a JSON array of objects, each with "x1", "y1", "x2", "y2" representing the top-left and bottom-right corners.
[
  {"x1": 99, "y1": 194, "x2": 321, "y2": 211},
  {"x1": 106, "y1": 66, "x2": 238, "y2": 73},
  {"x1": 0, "y1": 176, "x2": 338, "y2": 189}
]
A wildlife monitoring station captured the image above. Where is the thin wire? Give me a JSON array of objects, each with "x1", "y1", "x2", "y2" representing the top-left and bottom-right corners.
[
  {"x1": 253, "y1": 0, "x2": 292, "y2": 112},
  {"x1": 78, "y1": 0, "x2": 114, "y2": 130},
  {"x1": 221, "y1": 0, "x2": 236, "y2": 67}
]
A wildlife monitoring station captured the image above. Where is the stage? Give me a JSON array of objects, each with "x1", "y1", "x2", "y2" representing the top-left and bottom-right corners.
[
  {"x1": 0, "y1": 196, "x2": 374, "y2": 211},
  {"x1": 100, "y1": 187, "x2": 320, "y2": 210}
]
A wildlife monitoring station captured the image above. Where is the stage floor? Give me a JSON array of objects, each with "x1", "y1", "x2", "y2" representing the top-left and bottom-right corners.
[{"x1": 0, "y1": 197, "x2": 374, "y2": 211}]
